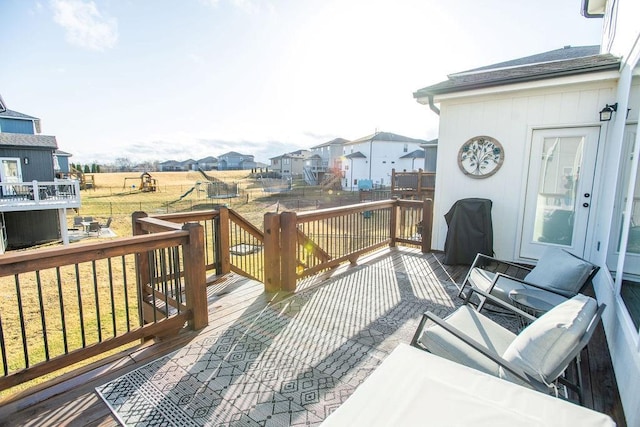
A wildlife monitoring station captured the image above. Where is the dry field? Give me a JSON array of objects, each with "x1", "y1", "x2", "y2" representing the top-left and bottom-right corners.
[
  {"x1": 0, "y1": 171, "x2": 384, "y2": 400},
  {"x1": 0, "y1": 171, "x2": 364, "y2": 397},
  {"x1": 74, "y1": 171, "x2": 361, "y2": 237}
]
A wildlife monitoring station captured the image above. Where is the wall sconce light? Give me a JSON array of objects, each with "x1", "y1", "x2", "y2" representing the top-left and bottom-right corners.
[
  {"x1": 599, "y1": 103, "x2": 618, "y2": 121},
  {"x1": 23, "y1": 157, "x2": 29, "y2": 165}
]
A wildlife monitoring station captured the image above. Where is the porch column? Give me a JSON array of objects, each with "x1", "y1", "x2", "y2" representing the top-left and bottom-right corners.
[{"x1": 59, "y1": 208, "x2": 69, "y2": 246}]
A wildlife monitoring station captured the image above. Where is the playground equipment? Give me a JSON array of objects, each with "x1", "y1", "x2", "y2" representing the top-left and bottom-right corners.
[
  {"x1": 122, "y1": 172, "x2": 158, "y2": 192},
  {"x1": 57, "y1": 166, "x2": 94, "y2": 190},
  {"x1": 195, "y1": 168, "x2": 239, "y2": 198},
  {"x1": 259, "y1": 175, "x2": 292, "y2": 193}
]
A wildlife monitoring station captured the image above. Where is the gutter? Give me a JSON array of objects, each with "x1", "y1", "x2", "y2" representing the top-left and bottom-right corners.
[
  {"x1": 427, "y1": 95, "x2": 440, "y2": 116},
  {"x1": 414, "y1": 61, "x2": 621, "y2": 99}
]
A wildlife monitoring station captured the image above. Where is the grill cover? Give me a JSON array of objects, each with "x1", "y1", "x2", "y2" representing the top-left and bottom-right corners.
[{"x1": 443, "y1": 198, "x2": 493, "y2": 265}]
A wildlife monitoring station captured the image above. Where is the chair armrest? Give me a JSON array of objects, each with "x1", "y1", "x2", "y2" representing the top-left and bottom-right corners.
[
  {"x1": 466, "y1": 286, "x2": 537, "y2": 323},
  {"x1": 472, "y1": 253, "x2": 534, "y2": 273},
  {"x1": 413, "y1": 310, "x2": 549, "y2": 394},
  {"x1": 458, "y1": 254, "x2": 533, "y2": 299},
  {"x1": 492, "y1": 273, "x2": 577, "y2": 299}
]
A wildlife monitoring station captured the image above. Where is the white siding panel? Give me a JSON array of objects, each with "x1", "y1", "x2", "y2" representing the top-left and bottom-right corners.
[{"x1": 432, "y1": 82, "x2": 616, "y2": 259}]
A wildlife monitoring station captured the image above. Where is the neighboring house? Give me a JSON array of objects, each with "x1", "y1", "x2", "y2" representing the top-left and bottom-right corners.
[
  {"x1": 0, "y1": 101, "x2": 80, "y2": 252},
  {"x1": 420, "y1": 138, "x2": 438, "y2": 172},
  {"x1": 197, "y1": 156, "x2": 218, "y2": 171},
  {"x1": 269, "y1": 150, "x2": 311, "y2": 177},
  {"x1": 340, "y1": 132, "x2": 429, "y2": 190},
  {"x1": 413, "y1": 0, "x2": 639, "y2": 424},
  {"x1": 309, "y1": 137, "x2": 348, "y2": 171},
  {"x1": 53, "y1": 149, "x2": 72, "y2": 176},
  {"x1": 308, "y1": 138, "x2": 348, "y2": 186},
  {"x1": 158, "y1": 159, "x2": 196, "y2": 171},
  {"x1": 217, "y1": 151, "x2": 256, "y2": 170}
]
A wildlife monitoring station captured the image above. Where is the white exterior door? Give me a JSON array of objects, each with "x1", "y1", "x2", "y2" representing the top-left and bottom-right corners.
[
  {"x1": 520, "y1": 127, "x2": 600, "y2": 260},
  {"x1": 0, "y1": 157, "x2": 23, "y2": 195}
]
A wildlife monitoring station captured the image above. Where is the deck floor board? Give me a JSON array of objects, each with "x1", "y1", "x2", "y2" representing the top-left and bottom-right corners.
[{"x1": 0, "y1": 248, "x2": 624, "y2": 426}]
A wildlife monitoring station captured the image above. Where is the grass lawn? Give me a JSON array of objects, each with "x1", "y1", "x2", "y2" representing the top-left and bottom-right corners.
[
  {"x1": 0, "y1": 171, "x2": 363, "y2": 396},
  {"x1": 74, "y1": 170, "x2": 361, "y2": 238}
]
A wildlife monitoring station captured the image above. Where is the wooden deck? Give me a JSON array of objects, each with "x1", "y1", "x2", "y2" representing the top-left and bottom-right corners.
[{"x1": 0, "y1": 248, "x2": 625, "y2": 426}]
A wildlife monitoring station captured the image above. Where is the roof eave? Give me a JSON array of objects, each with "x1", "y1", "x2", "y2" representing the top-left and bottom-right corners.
[{"x1": 414, "y1": 62, "x2": 620, "y2": 99}]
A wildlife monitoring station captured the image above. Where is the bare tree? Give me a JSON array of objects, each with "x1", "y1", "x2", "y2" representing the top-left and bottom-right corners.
[{"x1": 115, "y1": 157, "x2": 133, "y2": 172}]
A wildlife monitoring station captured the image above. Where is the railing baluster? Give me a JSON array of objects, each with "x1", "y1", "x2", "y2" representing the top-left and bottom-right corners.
[
  {"x1": 121, "y1": 256, "x2": 131, "y2": 332},
  {"x1": 75, "y1": 264, "x2": 86, "y2": 348},
  {"x1": 0, "y1": 314, "x2": 7, "y2": 376},
  {"x1": 107, "y1": 258, "x2": 117, "y2": 336},
  {"x1": 148, "y1": 251, "x2": 158, "y2": 323},
  {"x1": 14, "y1": 275, "x2": 29, "y2": 368},
  {"x1": 56, "y1": 267, "x2": 69, "y2": 354},
  {"x1": 92, "y1": 260, "x2": 102, "y2": 342},
  {"x1": 35, "y1": 271, "x2": 50, "y2": 361}
]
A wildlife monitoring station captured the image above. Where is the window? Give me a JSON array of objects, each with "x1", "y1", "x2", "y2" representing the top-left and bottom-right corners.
[{"x1": 403, "y1": 143, "x2": 408, "y2": 152}]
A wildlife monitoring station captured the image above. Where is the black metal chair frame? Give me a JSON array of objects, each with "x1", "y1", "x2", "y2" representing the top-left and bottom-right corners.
[
  {"x1": 411, "y1": 286, "x2": 605, "y2": 404},
  {"x1": 457, "y1": 252, "x2": 600, "y2": 313}
]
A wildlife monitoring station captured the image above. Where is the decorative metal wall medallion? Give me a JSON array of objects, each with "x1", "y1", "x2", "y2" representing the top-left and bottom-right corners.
[{"x1": 457, "y1": 136, "x2": 504, "y2": 178}]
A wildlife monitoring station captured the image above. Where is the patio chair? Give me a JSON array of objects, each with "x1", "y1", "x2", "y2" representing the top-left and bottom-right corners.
[
  {"x1": 73, "y1": 216, "x2": 83, "y2": 227},
  {"x1": 100, "y1": 217, "x2": 112, "y2": 229},
  {"x1": 83, "y1": 216, "x2": 93, "y2": 222},
  {"x1": 87, "y1": 221, "x2": 101, "y2": 236},
  {"x1": 411, "y1": 288, "x2": 605, "y2": 403},
  {"x1": 458, "y1": 247, "x2": 599, "y2": 313}
]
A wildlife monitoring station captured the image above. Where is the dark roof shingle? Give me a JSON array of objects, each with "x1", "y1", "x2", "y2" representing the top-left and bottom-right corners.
[
  {"x1": 0, "y1": 133, "x2": 57, "y2": 149},
  {"x1": 0, "y1": 109, "x2": 38, "y2": 120},
  {"x1": 414, "y1": 47, "x2": 620, "y2": 98}
]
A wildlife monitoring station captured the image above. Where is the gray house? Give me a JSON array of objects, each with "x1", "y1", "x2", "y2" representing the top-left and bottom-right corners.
[{"x1": 0, "y1": 101, "x2": 80, "y2": 251}]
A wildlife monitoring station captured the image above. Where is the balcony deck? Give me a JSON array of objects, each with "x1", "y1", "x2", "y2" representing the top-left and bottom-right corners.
[
  {"x1": 0, "y1": 181, "x2": 80, "y2": 212},
  {"x1": 0, "y1": 247, "x2": 625, "y2": 426}
]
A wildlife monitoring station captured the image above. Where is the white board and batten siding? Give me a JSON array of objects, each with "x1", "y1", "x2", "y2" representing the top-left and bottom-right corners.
[{"x1": 432, "y1": 77, "x2": 617, "y2": 262}]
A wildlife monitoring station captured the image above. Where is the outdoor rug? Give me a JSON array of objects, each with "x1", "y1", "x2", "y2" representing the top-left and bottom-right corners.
[{"x1": 96, "y1": 252, "x2": 501, "y2": 426}]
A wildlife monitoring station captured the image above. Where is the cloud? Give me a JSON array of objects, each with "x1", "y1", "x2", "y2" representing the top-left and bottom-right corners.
[
  {"x1": 51, "y1": 0, "x2": 118, "y2": 51},
  {"x1": 199, "y1": 0, "x2": 270, "y2": 14}
]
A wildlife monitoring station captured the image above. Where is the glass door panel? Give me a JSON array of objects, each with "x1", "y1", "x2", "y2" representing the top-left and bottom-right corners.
[{"x1": 520, "y1": 127, "x2": 600, "y2": 260}]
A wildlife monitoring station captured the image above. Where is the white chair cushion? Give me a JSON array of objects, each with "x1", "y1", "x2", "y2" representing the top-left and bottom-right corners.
[
  {"x1": 500, "y1": 294, "x2": 598, "y2": 385},
  {"x1": 524, "y1": 248, "x2": 593, "y2": 297},
  {"x1": 418, "y1": 306, "x2": 517, "y2": 377}
]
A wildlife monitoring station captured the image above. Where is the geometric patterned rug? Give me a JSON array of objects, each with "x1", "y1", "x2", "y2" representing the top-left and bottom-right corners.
[{"x1": 96, "y1": 252, "x2": 500, "y2": 426}]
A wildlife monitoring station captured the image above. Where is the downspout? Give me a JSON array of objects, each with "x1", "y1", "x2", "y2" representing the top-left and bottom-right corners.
[{"x1": 428, "y1": 94, "x2": 440, "y2": 115}]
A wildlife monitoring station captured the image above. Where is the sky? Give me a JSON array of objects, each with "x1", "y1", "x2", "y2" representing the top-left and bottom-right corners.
[{"x1": 0, "y1": 0, "x2": 603, "y2": 165}]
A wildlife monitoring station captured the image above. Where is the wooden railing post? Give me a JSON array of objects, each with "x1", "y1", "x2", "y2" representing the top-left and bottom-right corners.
[
  {"x1": 390, "y1": 198, "x2": 398, "y2": 247},
  {"x1": 421, "y1": 198, "x2": 433, "y2": 253},
  {"x1": 280, "y1": 211, "x2": 298, "y2": 292},
  {"x1": 263, "y1": 213, "x2": 281, "y2": 293},
  {"x1": 217, "y1": 207, "x2": 231, "y2": 274},
  {"x1": 182, "y1": 222, "x2": 208, "y2": 330},
  {"x1": 132, "y1": 211, "x2": 152, "y2": 324}
]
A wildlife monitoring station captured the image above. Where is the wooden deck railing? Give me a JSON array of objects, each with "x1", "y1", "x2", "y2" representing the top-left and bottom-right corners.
[
  {"x1": 264, "y1": 199, "x2": 433, "y2": 292},
  {"x1": 0, "y1": 198, "x2": 431, "y2": 395},
  {"x1": 0, "y1": 180, "x2": 81, "y2": 212},
  {"x1": 391, "y1": 169, "x2": 435, "y2": 199},
  {"x1": 0, "y1": 225, "x2": 207, "y2": 392},
  {"x1": 134, "y1": 208, "x2": 265, "y2": 284}
]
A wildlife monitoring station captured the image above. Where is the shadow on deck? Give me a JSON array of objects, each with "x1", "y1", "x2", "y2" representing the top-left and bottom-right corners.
[{"x1": 0, "y1": 248, "x2": 625, "y2": 426}]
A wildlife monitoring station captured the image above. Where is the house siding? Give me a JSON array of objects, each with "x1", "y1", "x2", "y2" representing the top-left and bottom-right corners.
[
  {"x1": 4, "y1": 210, "x2": 59, "y2": 248},
  {"x1": 341, "y1": 139, "x2": 427, "y2": 189},
  {"x1": 0, "y1": 148, "x2": 55, "y2": 181},
  {"x1": 432, "y1": 80, "x2": 616, "y2": 260},
  {"x1": 0, "y1": 118, "x2": 34, "y2": 134}
]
